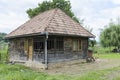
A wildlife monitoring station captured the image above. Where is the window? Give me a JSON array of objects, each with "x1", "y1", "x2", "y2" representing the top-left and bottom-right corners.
[
  {"x1": 33, "y1": 37, "x2": 64, "y2": 52},
  {"x1": 47, "y1": 39, "x2": 54, "y2": 50},
  {"x1": 56, "y1": 38, "x2": 64, "y2": 51},
  {"x1": 34, "y1": 41, "x2": 44, "y2": 52},
  {"x1": 47, "y1": 38, "x2": 64, "y2": 51},
  {"x1": 33, "y1": 37, "x2": 44, "y2": 53},
  {"x1": 73, "y1": 39, "x2": 82, "y2": 51}
]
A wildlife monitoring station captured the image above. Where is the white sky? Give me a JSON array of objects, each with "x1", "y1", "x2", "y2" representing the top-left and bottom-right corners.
[{"x1": 0, "y1": 0, "x2": 120, "y2": 41}]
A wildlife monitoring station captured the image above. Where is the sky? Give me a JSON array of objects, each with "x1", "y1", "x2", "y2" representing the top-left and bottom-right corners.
[{"x1": 0, "y1": 0, "x2": 120, "y2": 41}]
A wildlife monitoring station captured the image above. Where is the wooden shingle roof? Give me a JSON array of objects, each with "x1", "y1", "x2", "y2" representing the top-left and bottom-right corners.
[{"x1": 6, "y1": 8, "x2": 95, "y2": 38}]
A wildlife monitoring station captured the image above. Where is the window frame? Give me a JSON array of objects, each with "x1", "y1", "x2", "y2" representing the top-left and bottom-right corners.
[{"x1": 73, "y1": 39, "x2": 82, "y2": 51}]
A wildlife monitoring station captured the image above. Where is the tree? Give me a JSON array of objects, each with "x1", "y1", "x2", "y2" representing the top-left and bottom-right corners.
[
  {"x1": 100, "y1": 19, "x2": 120, "y2": 50},
  {"x1": 26, "y1": 0, "x2": 79, "y2": 23},
  {"x1": 0, "y1": 32, "x2": 7, "y2": 42},
  {"x1": 0, "y1": 32, "x2": 7, "y2": 48}
]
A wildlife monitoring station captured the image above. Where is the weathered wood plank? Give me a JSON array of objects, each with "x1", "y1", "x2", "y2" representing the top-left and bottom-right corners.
[
  {"x1": 28, "y1": 38, "x2": 33, "y2": 60},
  {"x1": 24, "y1": 38, "x2": 28, "y2": 54}
]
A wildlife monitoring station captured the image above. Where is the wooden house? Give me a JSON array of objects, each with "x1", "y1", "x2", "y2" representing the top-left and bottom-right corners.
[{"x1": 5, "y1": 8, "x2": 95, "y2": 68}]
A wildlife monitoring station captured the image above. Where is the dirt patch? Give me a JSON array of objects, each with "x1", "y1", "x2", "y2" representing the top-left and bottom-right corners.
[{"x1": 41, "y1": 59, "x2": 120, "y2": 76}]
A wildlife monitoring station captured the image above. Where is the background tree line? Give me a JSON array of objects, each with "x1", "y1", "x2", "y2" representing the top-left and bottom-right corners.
[
  {"x1": 0, "y1": 32, "x2": 7, "y2": 42},
  {"x1": 100, "y1": 18, "x2": 120, "y2": 52}
]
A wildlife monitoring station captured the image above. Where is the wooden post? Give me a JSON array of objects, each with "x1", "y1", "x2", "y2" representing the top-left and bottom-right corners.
[
  {"x1": 44, "y1": 32, "x2": 48, "y2": 69},
  {"x1": 28, "y1": 38, "x2": 33, "y2": 61}
]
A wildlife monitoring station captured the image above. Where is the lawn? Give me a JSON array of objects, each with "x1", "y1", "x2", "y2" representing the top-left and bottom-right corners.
[
  {"x1": 93, "y1": 47, "x2": 120, "y2": 59},
  {"x1": 0, "y1": 46, "x2": 120, "y2": 80},
  {"x1": 0, "y1": 63, "x2": 74, "y2": 80},
  {"x1": 94, "y1": 53, "x2": 120, "y2": 59},
  {"x1": 0, "y1": 63, "x2": 120, "y2": 80}
]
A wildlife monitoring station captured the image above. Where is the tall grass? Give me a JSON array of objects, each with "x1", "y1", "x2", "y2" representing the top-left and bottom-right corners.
[
  {"x1": 94, "y1": 53, "x2": 120, "y2": 59},
  {"x1": 93, "y1": 46, "x2": 120, "y2": 59},
  {"x1": 93, "y1": 46, "x2": 115, "y2": 54},
  {"x1": 0, "y1": 63, "x2": 74, "y2": 80},
  {"x1": 0, "y1": 43, "x2": 8, "y2": 62},
  {"x1": 0, "y1": 63, "x2": 47, "y2": 80}
]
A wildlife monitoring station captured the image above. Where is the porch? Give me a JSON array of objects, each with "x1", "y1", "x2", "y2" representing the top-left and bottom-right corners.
[
  {"x1": 9, "y1": 35, "x2": 88, "y2": 63},
  {"x1": 32, "y1": 36, "x2": 84, "y2": 63}
]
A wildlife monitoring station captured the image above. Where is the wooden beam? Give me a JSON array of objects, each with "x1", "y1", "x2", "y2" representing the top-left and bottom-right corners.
[{"x1": 24, "y1": 39, "x2": 28, "y2": 54}]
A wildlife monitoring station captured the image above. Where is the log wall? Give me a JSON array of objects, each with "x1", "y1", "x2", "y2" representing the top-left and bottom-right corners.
[{"x1": 8, "y1": 36, "x2": 88, "y2": 63}]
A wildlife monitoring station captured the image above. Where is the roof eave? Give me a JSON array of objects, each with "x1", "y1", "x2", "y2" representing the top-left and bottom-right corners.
[{"x1": 5, "y1": 32, "x2": 95, "y2": 39}]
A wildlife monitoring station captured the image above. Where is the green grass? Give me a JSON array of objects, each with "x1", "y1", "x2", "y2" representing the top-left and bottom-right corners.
[
  {"x1": 93, "y1": 47, "x2": 120, "y2": 59},
  {"x1": 76, "y1": 67, "x2": 120, "y2": 80},
  {"x1": 113, "y1": 77, "x2": 120, "y2": 80},
  {"x1": 0, "y1": 63, "x2": 120, "y2": 80},
  {"x1": 94, "y1": 53, "x2": 120, "y2": 59},
  {"x1": 0, "y1": 63, "x2": 74, "y2": 80},
  {"x1": 0, "y1": 47, "x2": 8, "y2": 62}
]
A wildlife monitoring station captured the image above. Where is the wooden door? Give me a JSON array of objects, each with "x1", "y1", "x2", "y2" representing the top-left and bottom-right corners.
[{"x1": 28, "y1": 38, "x2": 33, "y2": 60}]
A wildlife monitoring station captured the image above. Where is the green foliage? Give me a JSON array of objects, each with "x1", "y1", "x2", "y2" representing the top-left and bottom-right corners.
[
  {"x1": 0, "y1": 32, "x2": 7, "y2": 42},
  {"x1": 0, "y1": 32, "x2": 8, "y2": 62},
  {"x1": 26, "y1": 0, "x2": 79, "y2": 23},
  {"x1": 0, "y1": 44, "x2": 8, "y2": 62},
  {"x1": 89, "y1": 39, "x2": 96, "y2": 48},
  {"x1": 100, "y1": 19, "x2": 120, "y2": 49},
  {"x1": 94, "y1": 46, "x2": 112, "y2": 54}
]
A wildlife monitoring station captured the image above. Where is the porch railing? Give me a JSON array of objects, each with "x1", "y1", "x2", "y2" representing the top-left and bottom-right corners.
[{"x1": 33, "y1": 51, "x2": 83, "y2": 63}]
